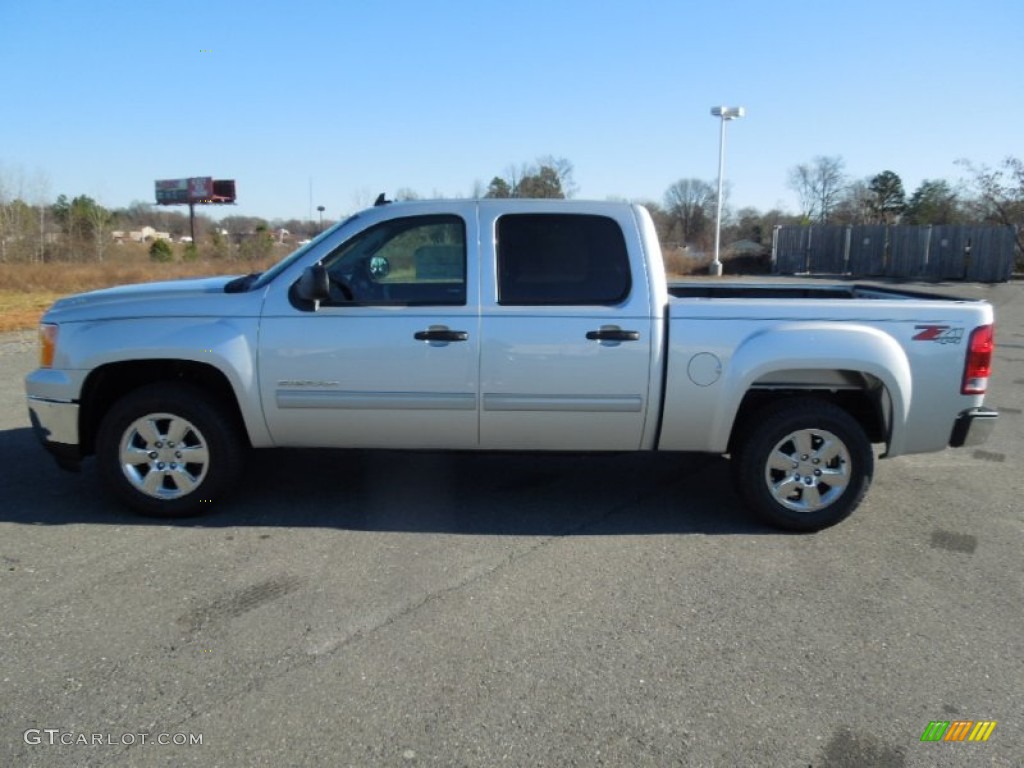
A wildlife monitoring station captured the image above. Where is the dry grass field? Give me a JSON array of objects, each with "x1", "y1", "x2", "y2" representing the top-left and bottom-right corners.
[
  {"x1": 0, "y1": 291, "x2": 66, "y2": 333},
  {"x1": 0, "y1": 245, "x2": 278, "y2": 332}
]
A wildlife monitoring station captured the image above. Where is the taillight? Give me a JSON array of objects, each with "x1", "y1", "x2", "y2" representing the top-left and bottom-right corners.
[{"x1": 961, "y1": 324, "x2": 994, "y2": 395}]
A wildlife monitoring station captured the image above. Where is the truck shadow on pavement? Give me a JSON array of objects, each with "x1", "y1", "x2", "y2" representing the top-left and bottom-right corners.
[{"x1": 0, "y1": 427, "x2": 778, "y2": 535}]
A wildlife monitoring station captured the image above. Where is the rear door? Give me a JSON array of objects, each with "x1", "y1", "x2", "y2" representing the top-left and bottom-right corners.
[{"x1": 477, "y1": 205, "x2": 655, "y2": 450}]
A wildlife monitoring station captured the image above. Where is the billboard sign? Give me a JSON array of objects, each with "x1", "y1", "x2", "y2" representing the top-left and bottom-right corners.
[
  {"x1": 155, "y1": 177, "x2": 235, "y2": 205},
  {"x1": 212, "y1": 179, "x2": 236, "y2": 202},
  {"x1": 155, "y1": 178, "x2": 190, "y2": 204},
  {"x1": 188, "y1": 177, "x2": 213, "y2": 200}
]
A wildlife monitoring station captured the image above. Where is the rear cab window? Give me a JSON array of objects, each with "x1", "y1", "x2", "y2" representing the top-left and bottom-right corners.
[{"x1": 496, "y1": 214, "x2": 631, "y2": 306}]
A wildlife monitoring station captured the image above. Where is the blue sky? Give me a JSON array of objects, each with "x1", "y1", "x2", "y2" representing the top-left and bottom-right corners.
[{"x1": 1, "y1": 0, "x2": 1021, "y2": 222}]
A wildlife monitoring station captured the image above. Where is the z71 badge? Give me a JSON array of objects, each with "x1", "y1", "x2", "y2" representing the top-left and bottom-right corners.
[{"x1": 913, "y1": 325, "x2": 964, "y2": 344}]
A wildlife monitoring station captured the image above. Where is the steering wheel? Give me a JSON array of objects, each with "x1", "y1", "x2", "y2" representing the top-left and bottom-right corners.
[
  {"x1": 326, "y1": 258, "x2": 386, "y2": 303},
  {"x1": 327, "y1": 274, "x2": 355, "y2": 303},
  {"x1": 351, "y1": 258, "x2": 389, "y2": 301}
]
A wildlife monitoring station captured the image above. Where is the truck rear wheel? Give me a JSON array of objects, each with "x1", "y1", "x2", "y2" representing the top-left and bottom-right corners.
[
  {"x1": 96, "y1": 383, "x2": 244, "y2": 517},
  {"x1": 734, "y1": 399, "x2": 873, "y2": 531}
]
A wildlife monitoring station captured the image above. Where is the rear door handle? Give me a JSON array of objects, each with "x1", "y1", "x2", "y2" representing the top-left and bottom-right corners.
[
  {"x1": 414, "y1": 329, "x2": 468, "y2": 342},
  {"x1": 586, "y1": 329, "x2": 640, "y2": 342}
]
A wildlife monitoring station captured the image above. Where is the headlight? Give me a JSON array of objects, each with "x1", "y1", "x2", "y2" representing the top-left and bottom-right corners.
[{"x1": 39, "y1": 323, "x2": 58, "y2": 368}]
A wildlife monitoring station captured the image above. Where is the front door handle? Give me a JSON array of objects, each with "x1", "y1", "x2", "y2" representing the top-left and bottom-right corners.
[
  {"x1": 414, "y1": 329, "x2": 468, "y2": 342},
  {"x1": 586, "y1": 329, "x2": 640, "y2": 342}
]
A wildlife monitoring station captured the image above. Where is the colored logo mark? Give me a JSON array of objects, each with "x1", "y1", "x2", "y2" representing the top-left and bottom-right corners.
[
  {"x1": 920, "y1": 720, "x2": 996, "y2": 742},
  {"x1": 912, "y1": 325, "x2": 964, "y2": 344}
]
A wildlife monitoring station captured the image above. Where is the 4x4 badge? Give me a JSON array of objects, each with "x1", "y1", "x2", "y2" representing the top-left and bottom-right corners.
[{"x1": 913, "y1": 325, "x2": 964, "y2": 344}]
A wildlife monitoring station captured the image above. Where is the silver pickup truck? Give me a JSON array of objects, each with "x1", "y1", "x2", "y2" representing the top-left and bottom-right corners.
[{"x1": 25, "y1": 199, "x2": 997, "y2": 530}]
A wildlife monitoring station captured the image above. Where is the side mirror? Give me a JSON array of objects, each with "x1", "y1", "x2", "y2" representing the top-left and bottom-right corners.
[{"x1": 296, "y1": 264, "x2": 330, "y2": 306}]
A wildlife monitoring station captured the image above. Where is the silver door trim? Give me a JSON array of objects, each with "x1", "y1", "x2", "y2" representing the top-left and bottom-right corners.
[
  {"x1": 482, "y1": 394, "x2": 643, "y2": 413},
  {"x1": 277, "y1": 390, "x2": 477, "y2": 411}
]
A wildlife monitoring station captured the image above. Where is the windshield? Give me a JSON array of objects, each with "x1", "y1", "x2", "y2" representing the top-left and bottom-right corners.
[{"x1": 248, "y1": 215, "x2": 359, "y2": 291}]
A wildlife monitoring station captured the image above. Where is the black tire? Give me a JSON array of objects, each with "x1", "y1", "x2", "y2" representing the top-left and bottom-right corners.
[
  {"x1": 734, "y1": 399, "x2": 874, "y2": 532},
  {"x1": 96, "y1": 383, "x2": 245, "y2": 518}
]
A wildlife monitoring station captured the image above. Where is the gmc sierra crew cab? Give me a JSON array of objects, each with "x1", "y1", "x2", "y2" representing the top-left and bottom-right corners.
[{"x1": 25, "y1": 199, "x2": 998, "y2": 530}]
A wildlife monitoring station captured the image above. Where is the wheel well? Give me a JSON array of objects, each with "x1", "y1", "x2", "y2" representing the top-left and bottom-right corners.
[
  {"x1": 728, "y1": 384, "x2": 888, "y2": 455},
  {"x1": 78, "y1": 360, "x2": 250, "y2": 456}
]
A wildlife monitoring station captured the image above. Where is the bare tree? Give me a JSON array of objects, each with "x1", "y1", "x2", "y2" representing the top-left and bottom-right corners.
[
  {"x1": 664, "y1": 178, "x2": 716, "y2": 246},
  {"x1": 831, "y1": 179, "x2": 874, "y2": 225},
  {"x1": 502, "y1": 163, "x2": 526, "y2": 196},
  {"x1": 537, "y1": 156, "x2": 578, "y2": 198},
  {"x1": 0, "y1": 166, "x2": 46, "y2": 263},
  {"x1": 958, "y1": 156, "x2": 1024, "y2": 258},
  {"x1": 85, "y1": 199, "x2": 113, "y2": 261},
  {"x1": 31, "y1": 169, "x2": 50, "y2": 262},
  {"x1": 0, "y1": 164, "x2": 30, "y2": 262},
  {"x1": 788, "y1": 155, "x2": 847, "y2": 223}
]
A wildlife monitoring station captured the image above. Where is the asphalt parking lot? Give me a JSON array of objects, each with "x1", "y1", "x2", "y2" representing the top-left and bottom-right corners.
[{"x1": 1, "y1": 280, "x2": 1021, "y2": 767}]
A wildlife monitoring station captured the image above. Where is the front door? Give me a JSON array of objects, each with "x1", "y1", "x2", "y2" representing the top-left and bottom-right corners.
[{"x1": 258, "y1": 210, "x2": 480, "y2": 449}]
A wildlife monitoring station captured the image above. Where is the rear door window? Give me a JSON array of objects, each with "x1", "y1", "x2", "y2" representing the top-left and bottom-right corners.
[{"x1": 496, "y1": 214, "x2": 631, "y2": 305}]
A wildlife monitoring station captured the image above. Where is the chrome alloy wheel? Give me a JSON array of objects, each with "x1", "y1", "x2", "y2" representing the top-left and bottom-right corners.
[
  {"x1": 119, "y1": 413, "x2": 210, "y2": 500},
  {"x1": 764, "y1": 428, "x2": 851, "y2": 513}
]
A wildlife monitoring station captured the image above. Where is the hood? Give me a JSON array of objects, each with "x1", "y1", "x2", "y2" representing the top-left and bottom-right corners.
[{"x1": 43, "y1": 275, "x2": 258, "y2": 323}]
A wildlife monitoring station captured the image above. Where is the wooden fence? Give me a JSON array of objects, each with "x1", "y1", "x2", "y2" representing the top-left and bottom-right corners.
[{"x1": 772, "y1": 225, "x2": 1015, "y2": 282}]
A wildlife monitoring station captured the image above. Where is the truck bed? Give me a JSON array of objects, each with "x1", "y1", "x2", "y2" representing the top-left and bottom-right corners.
[{"x1": 667, "y1": 282, "x2": 976, "y2": 302}]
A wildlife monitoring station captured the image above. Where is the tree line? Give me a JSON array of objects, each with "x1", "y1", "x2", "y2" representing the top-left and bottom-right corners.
[
  {"x1": 655, "y1": 157, "x2": 1023, "y2": 260},
  {"x1": 0, "y1": 155, "x2": 1020, "y2": 265}
]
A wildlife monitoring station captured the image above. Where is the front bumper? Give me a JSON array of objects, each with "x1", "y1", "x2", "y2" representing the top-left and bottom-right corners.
[
  {"x1": 949, "y1": 407, "x2": 998, "y2": 448},
  {"x1": 27, "y1": 396, "x2": 82, "y2": 471}
]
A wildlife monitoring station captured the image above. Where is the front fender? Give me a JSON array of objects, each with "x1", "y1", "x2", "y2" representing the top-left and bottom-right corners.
[{"x1": 59, "y1": 317, "x2": 271, "y2": 447}]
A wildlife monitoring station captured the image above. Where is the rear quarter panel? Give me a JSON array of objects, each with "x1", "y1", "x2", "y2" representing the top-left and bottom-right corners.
[{"x1": 657, "y1": 298, "x2": 994, "y2": 457}]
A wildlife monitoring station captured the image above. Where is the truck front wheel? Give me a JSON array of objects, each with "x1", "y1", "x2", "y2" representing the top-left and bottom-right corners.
[
  {"x1": 734, "y1": 399, "x2": 873, "y2": 531},
  {"x1": 96, "y1": 383, "x2": 244, "y2": 517}
]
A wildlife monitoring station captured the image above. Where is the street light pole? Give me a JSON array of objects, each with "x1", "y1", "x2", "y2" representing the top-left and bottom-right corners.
[{"x1": 709, "y1": 105, "x2": 745, "y2": 276}]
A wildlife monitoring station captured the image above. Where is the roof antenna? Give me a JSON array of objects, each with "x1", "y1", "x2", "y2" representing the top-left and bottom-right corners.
[{"x1": 374, "y1": 192, "x2": 391, "y2": 207}]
